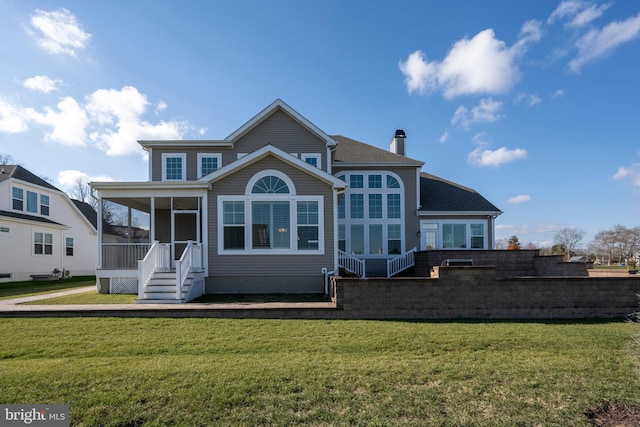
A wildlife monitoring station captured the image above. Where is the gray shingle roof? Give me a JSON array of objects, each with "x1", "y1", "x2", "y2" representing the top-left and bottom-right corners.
[
  {"x1": 331, "y1": 135, "x2": 423, "y2": 164},
  {"x1": 0, "y1": 209, "x2": 64, "y2": 226},
  {"x1": 0, "y1": 165, "x2": 61, "y2": 192},
  {"x1": 419, "y1": 172, "x2": 501, "y2": 213}
]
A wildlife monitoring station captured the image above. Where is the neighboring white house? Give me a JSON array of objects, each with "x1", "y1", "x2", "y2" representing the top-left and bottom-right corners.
[{"x1": 0, "y1": 165, "x2": 98, "y2": 282}]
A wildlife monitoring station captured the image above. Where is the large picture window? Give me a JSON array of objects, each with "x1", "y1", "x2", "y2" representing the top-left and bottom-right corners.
[
  {"x1": 338, "y1": 171, "x2": 404, "y2": 257},
  {"x1": 218, "y1": 171, "x2": 323, "y2": 254},
  {"x1": 438, "y1": 222, "x2": 487, "y2": 249}
]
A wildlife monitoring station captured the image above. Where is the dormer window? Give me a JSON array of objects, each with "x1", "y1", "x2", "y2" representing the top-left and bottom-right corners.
[{"x1": 301, "y1": 153, "x2": 321, "y2": 168}]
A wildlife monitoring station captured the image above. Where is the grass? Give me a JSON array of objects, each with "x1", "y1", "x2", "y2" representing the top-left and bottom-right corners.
[
  {"x1": 0, "y1": 318, "x2": 638, "y2": 426},
  {"x1": 0, "y1": 276, "x2": 96, "y2": 300}
]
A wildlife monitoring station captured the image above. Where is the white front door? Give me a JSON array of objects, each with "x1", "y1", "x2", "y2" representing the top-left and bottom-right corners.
[{"x1": 420, "y1": 221, "x2": 438, "y2": 251}]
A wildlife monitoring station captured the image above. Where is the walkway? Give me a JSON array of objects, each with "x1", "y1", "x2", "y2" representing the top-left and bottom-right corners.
[{"x1": 0, "y1": 287, "x2": 339, "y2": 319}]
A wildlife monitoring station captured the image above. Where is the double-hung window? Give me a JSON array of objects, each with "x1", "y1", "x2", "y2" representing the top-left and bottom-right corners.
[
  {"x1": 301, "y1": 153, "x2": 321, "y2": 168},
  {"x1": 65, "y1": 237, "x2": 74, "y2": 256},
  {"x1": 40, "y1": 195, "x2": 50, "y2": 216},
  {"x1": 12, "y1": 187, "x2": 23, "y2": 211},
  {"x1": 297, "y1": 201, "x2": 319, "y2": 250},
  {"x1": 34, "y1": 232, "x2": 53, "y2": 255},
  {"x1": 222, "y1": 201, "x2": 245, "y2": 250},
  {"x1": 162, "y1": 153, "x2": 186, "y2": 181}
]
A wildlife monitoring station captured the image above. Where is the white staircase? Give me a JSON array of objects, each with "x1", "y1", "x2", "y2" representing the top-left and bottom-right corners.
[
  {"x1": 138, "y1": 270, "x2": 196, "y2": 303},
  {"x1": 136, "y1": 241, "x2": 205, "y2": 304}
]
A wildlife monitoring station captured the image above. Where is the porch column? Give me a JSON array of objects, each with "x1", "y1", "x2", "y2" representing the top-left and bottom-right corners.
[
  {"x1": 97, "y1": 197, "x2": 103, "y2": 269},
  {"x1": 150, "y1": 197, "x2": 156, "y2": 242}
]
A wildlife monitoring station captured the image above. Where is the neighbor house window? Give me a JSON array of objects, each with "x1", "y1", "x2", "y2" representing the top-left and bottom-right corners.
[
  {"x1": 34, "y1": 232, "x2": 53, "y2": 255},
  {"x1": 12, "y1": 187, "x2": 23, "y2": 211},
  {"x1": 40, "y1": 195, "x2": 50, "y2": 216},
  {"x1": 0, "y1": 226, "x2": 10, "y2": 233},
  {"x1": 26, "y1": 191, "x2": 38, "y2": 213},
  {"x1": 65, "y1": 237, "x2": 74, "y2": 256},
  {"x1": 301, "y1": 153, "x2": 321, "y2": 168},
  {"x1": 162, "y1": 153, "x2": 186, "y2": 181},
  {"x1": 218, "y1": 171, "x2": 323, "y2": 254},
  {"x1": 198, "y1": 153, "x2": 222, "y2": 178}
]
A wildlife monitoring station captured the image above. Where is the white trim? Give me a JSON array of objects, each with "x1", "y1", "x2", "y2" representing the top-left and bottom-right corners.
[
  {"x1": 422, "y1": 219, "x2": 490, "y2": 250},
  {"x1": 140, "y1": 140, "x2": 233, "y2": 148},
  {"x1": 197, "y1": 153, "x2": 222, "y2": 178},
  {"x1": 161, "y1": 153, "x2": 186, "y2": 181},
  {"x1": 418, "y1": 210, "x2": 503, "y2": 216},
  {"x1": 237, "y1": 153, "x2": 247, "y2": 160},
  {"x1": 245, "y1": 169, "x2": 297, "y2": 195}
]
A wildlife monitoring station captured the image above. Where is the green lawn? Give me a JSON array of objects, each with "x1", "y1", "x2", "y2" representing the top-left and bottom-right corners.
[
  {"x1": 0, "y1": 276, "x2": 96, "y2": 300},
  {"x1": 0, "y1": 318, "x2": 638, "y2": 426}
]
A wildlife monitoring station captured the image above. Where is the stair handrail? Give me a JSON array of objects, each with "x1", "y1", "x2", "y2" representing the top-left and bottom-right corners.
[
  {"x1": 338, "y1": 250, "x2": 366, "y2": 278},
  {"x1": 176, "y1": 241, "x2": 203, "y2": 300},
  {"x1": 137, "y1": 241, "x2": 171, "y2": 299},
  {"x1": 387, "y1": 247, "x2": 417, "y2": 278}
]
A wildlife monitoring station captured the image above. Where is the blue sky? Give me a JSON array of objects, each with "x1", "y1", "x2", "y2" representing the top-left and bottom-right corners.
[{"x1": 1, "y1": 0, "x2": 639, "y2": 248}]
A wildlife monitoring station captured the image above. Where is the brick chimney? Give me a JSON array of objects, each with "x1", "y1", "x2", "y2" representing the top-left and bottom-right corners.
[{"x1": 390, "y1": 129, "x2": 406, "y2": 156}]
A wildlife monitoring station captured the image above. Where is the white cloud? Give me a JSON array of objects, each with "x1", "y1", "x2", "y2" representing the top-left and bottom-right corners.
[
  {"x1": 155, "y1": 101, "x2": 168, "y2": 115},
  {"x1": 439, "y1": 131, "x2": 448, "y2": 143},
  {"x1": 86, "y1": 86, "x2": 186, "y2": 156},
  {"x1": 613, "y1": 163, "x2": 640, "y2": 187},
  {"x1": 400, "y1": 20, "x2": 540, "y2": 99},
  {"x1": 23, "y1": 96, "x2": 88, "y2": 146},
  {"x1": 451, "y1": 98, "x2": 503, "y2": 129},
  {"x1": 514, "y1": 93, "x2": 542, "y2": 108},
  {"x1": 28, "y1": 8, "x2": 91, "y2": 56},
  {"x1": 548, "y1": 1, "x2": 610, "y2": 28},
  {"x1": 398, "y1": 50, "x2": 438, "y2": 94},
  {"x1": 57, "y1": 169, "x2": 113, "y2": 188},
  {"x1": 551, "y1": 89, "x2": 565, "y2": 98},
  {"x1": 198, "y1": 127, "x2": 207, "y2": 136},
  {"x1": 468, "y1": 146, "x2": 528, "y2": 167},
  {"x1": 0, "y1": 98, "x2": 29, "y2": 133},
  {"x1": 569, "y1": 13, "x2": 640, "y2": 73},
  {"x1": 23, "y1": 75, "x2": 62, "y2": 93},
  {"x1": 0, "y1": 85, "x2": 187, "y2": 156},
  {"x1": 508, "y1": 194, "x2": 531, "y2": 204}
]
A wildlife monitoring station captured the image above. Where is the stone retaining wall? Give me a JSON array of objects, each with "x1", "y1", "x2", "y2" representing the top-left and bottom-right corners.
[{"x1": 332, "y1": 266, "x2": 640, "y2": 319}]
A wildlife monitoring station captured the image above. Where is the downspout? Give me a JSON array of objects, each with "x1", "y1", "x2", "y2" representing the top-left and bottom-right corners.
[
  {"x1": 324, "y1": 269, "x2": 336, "y2": 296},
  {"x1": 333, "y1": 185, "x2": 346, "y2": 282}
]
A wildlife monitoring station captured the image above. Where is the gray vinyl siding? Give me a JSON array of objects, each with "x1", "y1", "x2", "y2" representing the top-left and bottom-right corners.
[
  {"x1": 235, "y1": 110, "x2": 328, "y2": 170},
  {"x1": 149, "y1": 109, "x2": 328, "y2": 182},
  {"x1": 333, "y1": 165, "x2": 420, "y2": 253},
  {"x1": 208, "y1": 156, "x2": 335, "y2": 280}
]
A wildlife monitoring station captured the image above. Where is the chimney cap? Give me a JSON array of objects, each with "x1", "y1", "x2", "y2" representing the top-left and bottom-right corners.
[{"x1": 394, "y1": 129, "x2": 406, "y2": 138}]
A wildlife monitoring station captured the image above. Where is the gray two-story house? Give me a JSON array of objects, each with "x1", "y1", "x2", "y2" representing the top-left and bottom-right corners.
[{"x1": 91, "y1": 99, "x2": 501, "y2": 302}]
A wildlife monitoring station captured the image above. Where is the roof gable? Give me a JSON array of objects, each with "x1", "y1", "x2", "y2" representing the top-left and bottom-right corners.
[
  {"x1": 0, "y1": 165, "x2": 61, "y2": 192},
  {"x1": 226, "y1": 99, "x2": 336, "y2": 147},
  {"x1": 419, "y1": 172, "x2": 501, "y2": 214}
]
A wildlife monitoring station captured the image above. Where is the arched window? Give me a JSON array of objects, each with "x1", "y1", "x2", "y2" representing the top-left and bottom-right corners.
[{"x1": 251, "y1": 176, "x2": 290, "y2": 194}]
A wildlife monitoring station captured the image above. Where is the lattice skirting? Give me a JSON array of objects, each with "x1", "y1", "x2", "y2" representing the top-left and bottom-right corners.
[{"x1": 110, "y1": 277, "x2": 138, "y2": 294}]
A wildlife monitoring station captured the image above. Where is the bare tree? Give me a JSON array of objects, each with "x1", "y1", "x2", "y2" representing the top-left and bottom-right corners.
[
  {"x1": 589, "y1": 225, "x2": 640, "y2": 264},
  {"x1": 553, "y1": 228, "x2": 585, "y2": 260},
  {"x1": 0, "y1": 153, "x2": 19, "y2": 165},
  {"x1": 68, "y1": 176, "x2": 95, "y2": 206}
]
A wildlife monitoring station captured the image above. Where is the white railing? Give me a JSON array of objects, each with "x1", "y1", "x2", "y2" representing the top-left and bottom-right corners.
[
  {"x1": 387, "y1": 247, "x2": 417, "y2": 278},
  {"x1": 102, "y1": 243, "x2": 151, "y2": 269},
  {"x1": 137, "y1": 241, "x2": 171, "y2": 299},
  {"x1": 338, "y1": 250, "x2": 366, "y2": 278},
  {"x1": 175, "y1": 241, "x2": 203, "y2": 301}
]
